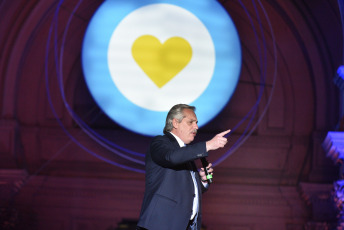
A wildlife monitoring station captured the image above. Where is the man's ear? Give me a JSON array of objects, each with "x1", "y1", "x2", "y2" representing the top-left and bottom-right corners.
[{"x1": 172, "y1": 118, "x2": 179, "y2": 129}]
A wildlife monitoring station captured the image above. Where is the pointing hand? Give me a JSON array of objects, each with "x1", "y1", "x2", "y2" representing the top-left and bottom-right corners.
[{"x1": 206, "y1": 129, "x2": 231, "y2": 151}]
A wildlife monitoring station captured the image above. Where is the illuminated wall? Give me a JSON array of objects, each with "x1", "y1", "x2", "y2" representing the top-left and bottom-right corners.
[{"x1": 0, "y1": 0, "x2": 342, "y2": 229}]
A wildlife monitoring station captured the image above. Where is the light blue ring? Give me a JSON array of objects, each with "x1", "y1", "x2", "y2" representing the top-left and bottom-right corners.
[{"x1": 82, "y1": 0, "x2": 241, "y2": 136}]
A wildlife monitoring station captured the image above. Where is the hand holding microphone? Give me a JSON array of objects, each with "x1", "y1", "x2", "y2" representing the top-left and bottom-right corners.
[{"x1": 200, "y1": 158, "x2": 213, "y2": 184}]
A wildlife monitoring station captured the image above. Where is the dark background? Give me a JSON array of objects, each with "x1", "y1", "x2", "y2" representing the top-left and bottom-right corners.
[{"x1": 0, "y1": 0, "x2": 342, "y2": 229}]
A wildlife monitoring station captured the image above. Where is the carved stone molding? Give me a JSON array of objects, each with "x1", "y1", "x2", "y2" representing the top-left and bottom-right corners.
[
  {"x1": 0, "y1": 119, "x2": 20, "y2": 168},
  {"x1": 323, "y1": 132, "x2": 344, "y2": 164},
  {"x1": 0, "y1": 169, "x2": 28, "y2": 205},
  {"x1": 300, "y1": 182, "x2": 337, "y2": 228}
]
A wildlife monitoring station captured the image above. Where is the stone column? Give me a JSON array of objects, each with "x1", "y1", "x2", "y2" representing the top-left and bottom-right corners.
[{"x1": 323, "y1": 131, "x2": 344, "y2": 229}]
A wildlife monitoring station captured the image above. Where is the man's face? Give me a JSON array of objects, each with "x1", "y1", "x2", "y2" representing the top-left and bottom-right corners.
[{"x1": 172, "y1": 109, "x2": 199, "y2": 144}]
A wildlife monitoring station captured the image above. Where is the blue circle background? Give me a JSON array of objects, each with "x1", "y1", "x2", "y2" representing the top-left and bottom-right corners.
[{"x1": 82, "y1": 0, "x2": 241, "y2": 136}]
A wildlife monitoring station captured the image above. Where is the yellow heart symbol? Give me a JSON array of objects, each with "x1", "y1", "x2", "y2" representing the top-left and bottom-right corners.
[{"x1": 132, "y1": 35, "x2": 192, "y2": 88}]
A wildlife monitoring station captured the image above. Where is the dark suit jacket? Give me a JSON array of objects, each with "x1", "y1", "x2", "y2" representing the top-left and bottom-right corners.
[{"x1": 137, "y1": 132, "x2": 209, "y2": 230}]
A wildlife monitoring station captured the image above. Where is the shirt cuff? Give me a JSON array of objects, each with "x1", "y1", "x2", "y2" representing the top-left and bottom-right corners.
[{"x1": 202, "y1": 181, "x2": 209, "y2": 188}]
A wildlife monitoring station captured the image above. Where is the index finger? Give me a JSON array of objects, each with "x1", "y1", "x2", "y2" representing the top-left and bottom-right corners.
[{"x1": 218, "y1": 129, "x2": 231, "y2": 137}]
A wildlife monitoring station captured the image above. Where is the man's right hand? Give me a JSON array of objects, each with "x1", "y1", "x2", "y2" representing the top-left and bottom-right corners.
[{"x1": 206, "y1": 129, "x2": 231, "y2": 151}]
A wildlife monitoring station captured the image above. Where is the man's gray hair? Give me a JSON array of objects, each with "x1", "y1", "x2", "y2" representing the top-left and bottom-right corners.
[{"x1": 163, "y1": 104, "x2": 196, "y2": 134}]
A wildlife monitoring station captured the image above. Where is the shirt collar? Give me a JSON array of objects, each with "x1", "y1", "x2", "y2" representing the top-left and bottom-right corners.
[{"x1": 169, "y1": 132, "x2": 185, "y2": 147}]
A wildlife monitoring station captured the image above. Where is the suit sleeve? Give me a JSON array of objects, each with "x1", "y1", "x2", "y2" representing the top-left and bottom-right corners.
[{"x1": 150, "y1": 136, "x2": 208, "y2": 168}]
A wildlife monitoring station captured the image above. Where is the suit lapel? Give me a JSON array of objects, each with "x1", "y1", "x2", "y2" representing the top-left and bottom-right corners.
[
  {"x1": 165, "y1": 132, "x2": 182, "y2": 149},
  {"x1": 189, "y1": 161, "x2": 202, "y2": 195},
  {"x1": 166, "y1": 132, "x2": 200, "y2": 190}
]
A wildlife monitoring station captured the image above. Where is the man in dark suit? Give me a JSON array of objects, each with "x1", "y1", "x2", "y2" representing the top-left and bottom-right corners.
[{"x1": 137, "y1": 104, "x2": 230, "y2": 230}]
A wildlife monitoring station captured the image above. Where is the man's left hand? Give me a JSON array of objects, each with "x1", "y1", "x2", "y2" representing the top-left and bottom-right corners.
[{"x1": 199, "y1": 163, "x2": 213, "y2": 183}]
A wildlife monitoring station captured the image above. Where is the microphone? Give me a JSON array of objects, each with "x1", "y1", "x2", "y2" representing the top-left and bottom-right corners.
[{"x1": 200, "y1": 157, "x2": 212, "y2": 184}]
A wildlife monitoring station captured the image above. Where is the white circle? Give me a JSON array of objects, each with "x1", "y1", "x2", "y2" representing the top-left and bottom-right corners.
[{"x1": 108, "y1": 4, "x2": 215, "y2": 111}]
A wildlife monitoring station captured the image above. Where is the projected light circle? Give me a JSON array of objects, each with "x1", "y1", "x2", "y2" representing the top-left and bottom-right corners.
[
  {"x1": 82, "y1": 0, "x2": 241, "y2": 136},
  {"x1": 108, "y1": 4, "x2": 214, "y2": 111}
]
